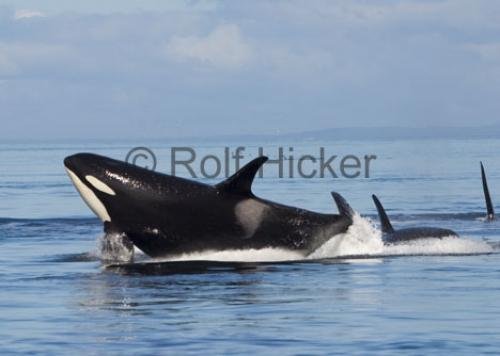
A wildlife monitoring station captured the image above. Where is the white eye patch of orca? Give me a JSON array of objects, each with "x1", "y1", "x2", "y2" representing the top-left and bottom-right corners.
[
  {"x1": 235, "y1": 199, "x2": 268, "y2": 238},
  {"x1": 65, "y1": 168, "x2": 112, "y2": 222},
  {"x1": 85, "y1": 175, "x2": 116, "y2": 196}
]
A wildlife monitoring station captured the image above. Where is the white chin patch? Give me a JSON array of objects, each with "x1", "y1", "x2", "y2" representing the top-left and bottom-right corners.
[
  {"x1": 85, "y1": 175, "x2": 116, "y2": 196},
  {"x1": 66, "y1": 168, "x2": 112, "y2": 222}
]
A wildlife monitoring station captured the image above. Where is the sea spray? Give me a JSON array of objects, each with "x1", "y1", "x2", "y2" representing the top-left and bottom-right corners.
[
  {"x1": 98, "y1": 215, "x2": 494, "y2": 263},
  {"x1": 308, "y1": 214, "x2": 384, "y2": 259},
  {"x1": 99, "y1": 232, "x2": 135, "y2": 262}
]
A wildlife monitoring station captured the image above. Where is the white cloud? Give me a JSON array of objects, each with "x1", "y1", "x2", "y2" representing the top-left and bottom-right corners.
[
  {"x1": 166, "y1": 24, "x2": 252, "y2": 68},
  {"x1": 14, "y1": 9, "x2": 45, "y2": 20},
  {"x1": 2, "y1": 1, "x2": 500, "y2": 139}
]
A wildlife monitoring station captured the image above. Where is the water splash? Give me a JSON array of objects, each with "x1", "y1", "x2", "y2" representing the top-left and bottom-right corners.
[
  {"x1": 171, "y1": 215, "x2": 493, "y2": 262},
  {"x1": 380, "y1": 236, "x2": 493, "y2": 256},
  {"x1": 99, "y1": 232, "x2": 134, "y2": 262},
  {"x1": 308, "y1": 214, "x2": 385, "y2": 259},
  {"x1": 164, "y1": 247, "x2": 303, "y2": 263},
  {"x1": 310, "y1": 214, "x2": 494, "y2": 258},
  {"x1": 100, "y1": 215, "x2": 495, "y2": 264}
]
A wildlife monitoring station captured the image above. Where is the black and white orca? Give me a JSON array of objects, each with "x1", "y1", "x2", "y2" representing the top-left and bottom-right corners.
[
  {"x1": 371, "y1": 195, "x2": 458, "y2": 244},
  {"x1": 481, "y1": 161, "x2": 495, "y2": 220},
  {"x1": 64, "y1": 153, "x2": 355, "y2": 260}
]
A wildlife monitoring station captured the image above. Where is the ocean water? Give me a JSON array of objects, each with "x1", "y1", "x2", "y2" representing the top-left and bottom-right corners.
[{"x1": 1, "y1": 138, "x2": 500, "y2": 355}]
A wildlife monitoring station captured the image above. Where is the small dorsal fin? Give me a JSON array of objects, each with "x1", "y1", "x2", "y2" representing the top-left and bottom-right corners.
[
  {"x1": 372, "y1": 194, "x2": 394, "y2": 233},
  {"x1": 216, "y1": 156, "x2": 268, "y2": 196},
  {"x1": 331, "y1": 192, "x2": 354, "y2": 220},
  {"x1": 481, "y1": 162, "x2": 495, "y2": 220}
]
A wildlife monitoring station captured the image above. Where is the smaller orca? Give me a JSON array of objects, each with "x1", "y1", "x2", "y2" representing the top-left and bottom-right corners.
[
  {"x1": 371, "y1": 195, "x2": 458, "y2": 244},
  {"x1": 481, "y1": 161, "x2": 495, "y2": 220}
]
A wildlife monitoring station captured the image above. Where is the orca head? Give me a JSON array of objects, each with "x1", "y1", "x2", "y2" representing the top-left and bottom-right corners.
[{"x1": 64, "y1": 153, "x2": 158, "y2": 223}]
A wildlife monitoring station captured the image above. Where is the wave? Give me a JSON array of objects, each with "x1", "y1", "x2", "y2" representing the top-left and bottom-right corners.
[
  {"x1": 0, "y1": 217, "x2": 99, "y2": 226},
  {"x1": 49, "y1": 252, "x2": 100, "y2": 263},
  {"x1": 368, "y1": 212, "x2": 486, "y2": 222},
  {"x1": 1, "y1": 214, "x2": 494, "y2": 267},
  {"x1": 105, "y1": 215, "x2": 495, "y2": 273},
  {"x1": 0, "y1": 211, "x2": 492, "y2": 227},
  {"x1": 309, "y1": 215, "x2": 494, "y2": 259}
]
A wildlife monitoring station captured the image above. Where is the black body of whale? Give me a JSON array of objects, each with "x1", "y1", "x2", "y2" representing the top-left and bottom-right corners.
[
  {"x1": 64, "y1": 153, "x2": 355, "y2": 258},
  {"x1": 372, "y1": 194, "x2": 458, "y2": 244}
]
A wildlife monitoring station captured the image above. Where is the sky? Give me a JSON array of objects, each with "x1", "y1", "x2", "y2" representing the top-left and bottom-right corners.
[{"x1": 0, "y1": 0, "x2": 499, "y2": 139}]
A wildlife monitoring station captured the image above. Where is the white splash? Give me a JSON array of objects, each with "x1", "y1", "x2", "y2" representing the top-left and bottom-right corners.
[
  {"x1": 170, "y1": 215, "x2": 493, "y2": 262},
  {"x1": 310, "y1": 214, "x2": 494, "y2": 258},
  {"x1": 380, "y1": 236, "x2": 493, "y2": 256},
  {"x1": 308, "y1": 214, "x2": 385, "y2": 259},
  {"x1": 99, "y1": 215, "x2": 495, "y2": 264},
  {"x1": 164, "y1": 247, "x2": 303, "y2": 263},
  {"x1": 98, "y1": 233, "x2": 134, "y2": 262}
]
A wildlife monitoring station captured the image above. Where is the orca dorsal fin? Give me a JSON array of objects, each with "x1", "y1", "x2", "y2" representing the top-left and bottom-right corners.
[
  {"x1": 331, "y1": 192, "x2": 354, "y2": 220},
  {"x1": 216, "y1": 156, "x2": 268, "y2": 196},
  {"x1": 481, "y1": 162, "x2": 495, "y2": 220},
  {"x1": 372, "y1": 194, "x2": 395, "y2": 233}
]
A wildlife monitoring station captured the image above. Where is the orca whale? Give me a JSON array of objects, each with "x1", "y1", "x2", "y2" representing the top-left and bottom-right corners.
[
  {"x1": 64, "y1": 153, "x2": 355, "y2": 259},
  {"x1": 481, "y1": 161, "x2": 495, "y2": 220},
  {"x1": 371, "y1": 195, "x2": 458, "y2": 243}
]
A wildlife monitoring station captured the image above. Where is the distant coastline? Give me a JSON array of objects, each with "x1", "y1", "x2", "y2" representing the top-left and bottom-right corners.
[
  {"x1": 194, "y1": 125, "x2": 500, "y2": 143},
  {"x1": 3, "y1": 125, "x2": 500, "y2": 143}
]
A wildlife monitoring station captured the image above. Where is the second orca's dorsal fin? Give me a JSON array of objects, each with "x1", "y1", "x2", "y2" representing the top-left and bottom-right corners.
[
  {"x1": 331, "y1": 192, "x2": 354, "y2": 220},
  {"x1": 481, "y1": 162, "x2": 495, "y2": 220},
  {"x1": 372, "y1": 195, "x2": 394, "y2": 234},
  {"x1": 216, "y1": 156, "x2": 268, "y2": 196}
]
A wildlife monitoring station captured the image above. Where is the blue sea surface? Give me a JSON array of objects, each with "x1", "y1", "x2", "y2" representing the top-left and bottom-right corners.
[{"x1": 1, "y1": 139, "x2": 500, "y2": 354}]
